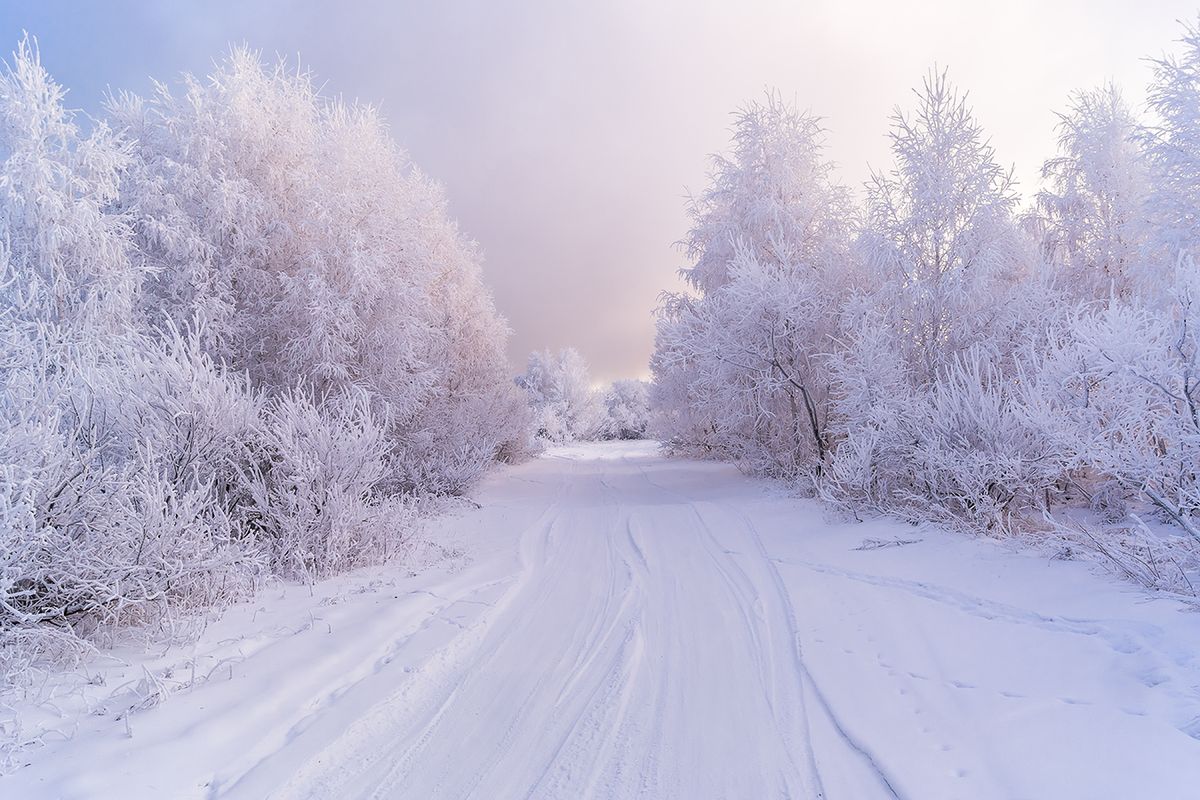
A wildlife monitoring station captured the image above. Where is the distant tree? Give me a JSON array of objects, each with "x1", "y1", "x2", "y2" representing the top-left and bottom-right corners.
[
  {"x1": 603, "y1": 379, "x2": 651, "y2": 439},
  {"x1": 517, "y1": 348, "x2": 605, "y2": 443}
]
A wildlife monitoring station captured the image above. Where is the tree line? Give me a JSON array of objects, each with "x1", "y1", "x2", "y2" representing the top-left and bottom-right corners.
[
  {"x1": 0, "y1": 41, "x2": 534, "y2": 680},
  {"x1": 652, "y1": 20, "x2": 1200, "y2": 594}
]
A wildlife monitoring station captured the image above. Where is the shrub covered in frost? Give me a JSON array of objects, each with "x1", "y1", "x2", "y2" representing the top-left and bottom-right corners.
[
  {"x1": 0, "y1": 39, "x2": 532, "y2": 687},
  {"x1": 653, "y1": 22, "x2": 1200, "y2": 594}
]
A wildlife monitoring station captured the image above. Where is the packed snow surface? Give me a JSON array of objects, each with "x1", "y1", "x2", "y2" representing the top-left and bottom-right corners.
[{"x1": 7, "y1": 441, "x2": 1200, "y2": 799}]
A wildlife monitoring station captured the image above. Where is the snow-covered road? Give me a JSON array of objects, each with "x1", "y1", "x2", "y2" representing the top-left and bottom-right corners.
[{"x1": 9, "y1": 441, "x2": 1200, "y2": 799}]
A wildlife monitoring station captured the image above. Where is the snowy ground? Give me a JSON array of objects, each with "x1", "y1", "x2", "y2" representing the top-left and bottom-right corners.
[{"x1": 5, "y1": 440, "x2": 1200, "y2": 799}]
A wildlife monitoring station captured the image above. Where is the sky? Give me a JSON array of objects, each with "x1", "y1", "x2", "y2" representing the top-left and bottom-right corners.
[{"x1": 0, "y1": 0, "x2": 1196, "y2": 382}]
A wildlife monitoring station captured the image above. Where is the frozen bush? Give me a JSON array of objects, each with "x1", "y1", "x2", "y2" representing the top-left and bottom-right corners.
[
  {"x1": 1, "y1": 324, "x2": 264, "y2": 671},
  {"x1": 902, "y1": 350, "x2": 1074, "y2": 531},
  {"x1": 0, "y1": 36, "x2": 530, "y2": 696},
  {"x1": 244, "y1": 388, "x2": 413, "y2": 579},
  {"x1": 1062, "y1": 272, "x2": 1200, "y2": 540}
]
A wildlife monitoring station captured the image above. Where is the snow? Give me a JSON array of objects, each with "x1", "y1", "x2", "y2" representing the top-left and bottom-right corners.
[{"x1": 6, "y1": 441, "x2": 1200, "y2": 799}]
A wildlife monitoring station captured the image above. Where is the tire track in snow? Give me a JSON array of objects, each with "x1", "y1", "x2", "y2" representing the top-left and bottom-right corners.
[
  {"x1": 226, "y1": 462, "x2": 581, "y2": 800},
  {"x1": 634, "y1": 460, "x2": 901, "y2": 799},
  {"x1": 234, "y1": 448, "x2": 901, "y2": 800},
  {"x1": 627, "y1": 462, "x2": 829, "y2": 798},
  {"x1": 520, "y1": 471, "x2": 652, "y2": 799},
  {"x1": 725, "y1": 501, "x2": 904, "y2": 800},
  {"x1": 353, "y1": 455, "x2": 645, "y2": 799},
  {"x1": 777, "y1": 558, "x2": 1175, "y2": 661},
  {"x1": 12, "y1": 442, "x2": 1200, "y2": 800}
]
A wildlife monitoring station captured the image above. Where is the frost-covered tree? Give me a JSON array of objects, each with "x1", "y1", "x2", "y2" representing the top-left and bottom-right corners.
[
  {"x1": 824, "y1": 71, "x2": 1063, "y2": 526},
  {"x1": 109, "y1": 51, "x2": 435, "y2": 405},
  {"x1": 680, "y1": 93, "x2": 855, "y2": 295},
  {"x1": 0, "y1": 38, "x2": 136, "y2": 336},
  {"x1": 857, "y1": 70, "x2": 1028, "y2": 383},
  {"x1": 0, "y1": 36, "x2": 138, "y2": 645},
  {"x1": 111, "y1": 49, "x2": 529, "y2": 495},
  {"x1": 1030, "y1": 20, "x2": 1200, "y2": 545},
  {"x1": 648, "y1": 38, "x2": 1200, "y2": 587},
  {"x1": 652, "y1": 95, "x2": 857, "y2": 478},
  {"x1": 1035, "y1": 85, "x2": 1150, "y2": 302},
  {"x1": 517, "y1": 348, "x2": 605, "y2": 443},
  {"x1": 602, "y1": 379, "x2": 651, "y2": 440},
  {"x1": 0, "y1": 41, "x2": 259, "y2": 672},
  {"x1": 0, "y1": 40, "x2": 533, "y2": 686},
  {"x1": 1143, "y1": 18, "x2": 1200, "y2": 279},
  {"x1": 402, "y1": 240, "x2": 535, "y2": 492},
  {"x1": 1, "y1": 35, "x2": 111, "y2": 646}
]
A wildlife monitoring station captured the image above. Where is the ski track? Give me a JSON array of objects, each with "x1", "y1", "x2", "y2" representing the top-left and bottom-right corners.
[{"x1": 7, "y1": 440, "x2": 1200, "y2": 800}]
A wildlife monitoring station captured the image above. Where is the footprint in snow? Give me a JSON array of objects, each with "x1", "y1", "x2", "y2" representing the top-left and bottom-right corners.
[
  {"x1": 1179, "y1": 717, "x2": 1200, "y2": 740},
  {"x1": 1137, "y1": 669, "x2": 1170, "y2": 688}
]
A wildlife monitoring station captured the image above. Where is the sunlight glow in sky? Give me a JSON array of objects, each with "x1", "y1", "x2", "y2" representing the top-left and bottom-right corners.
[{"x1": 2, "y1": 0, "x2": 1196, "y2": 380}]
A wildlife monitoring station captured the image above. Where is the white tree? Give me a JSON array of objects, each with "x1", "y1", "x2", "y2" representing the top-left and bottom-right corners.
[
  {"x1": 112, "y1": 49, "x2": 529, "y2": 497},
  {"x1": 0, "y1": 36, "x2": 140, "y2": 647},
  {"x1": 680, "y1": 93, "x2": 854, "y2": 295},
  {"x1": 517, "y1": 348, "x2": 605, "y2": 443},
  {"x1": 857, "y1": 70, "x2": 1029, "y2": 384},
  {"x1": 821, "y1": 70, "x2": 1076, "y2": 529},
  {"x1": 1143, "y1": 18, "x2": 1200, "y2": 283},
  {"x1": 0, "y1": 38, "x2": 137, "y2": 336},
  {"x1": 109, "y1": 51, "x2": 435, "y2": 408},
  {"x1": 1035, "y1": 84, "x2": 1151, "y2": 303},
  {"x1": 0, "y1": 40, "x2": 537, "y2": 686},
  {"x1": 0, "y1": 41, "x2": 260, "y2": 673},
  {"x1": 603, "y1": 379, "x2": 651, "y2": 440},
  {"x1": 652, "y1": 94, "x2": 857, "y2": 478},
  {"x1": 649, "y1": 44, "x2": 1200, "y2": 588}
]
